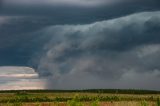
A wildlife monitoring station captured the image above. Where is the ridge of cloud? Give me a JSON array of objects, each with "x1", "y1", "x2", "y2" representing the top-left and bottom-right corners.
[{"x1": 35, "y1": 11, "x2": 160, "y2": 90}]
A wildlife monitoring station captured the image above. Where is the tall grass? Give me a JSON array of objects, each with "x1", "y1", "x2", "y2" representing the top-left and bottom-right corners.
[
  {"x1": 67, "y1": 94, "x2": 83, "y2": 106},
  {"x1": 140, "y1": 100, "x2": 148, "y2": 106},
  {"x1": 157, "y1": 98, "x2": 160, "y2": 106},
  {"x1": 91, "y1": 99, "x2": 99, "y2": 106}
]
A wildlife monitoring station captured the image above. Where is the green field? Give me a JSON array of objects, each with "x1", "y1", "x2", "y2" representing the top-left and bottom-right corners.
[{"x1": 0, "y1": 89, "x2": 160, "y2": 106}]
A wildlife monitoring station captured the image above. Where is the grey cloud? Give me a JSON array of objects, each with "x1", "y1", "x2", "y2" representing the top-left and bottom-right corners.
[
  {"x1": 2, "y1": 0, "x2": 160, "y2": 6},
  {"x1": 1, "y1": 0, "x2": 160, "y2": 90},
  {"x1": 1, "y1": 0, "x2": 160, "y2": 24},
  {"x1": 36, "y1": 11, "x2": 160, "y2": 90},
  {"x1": 3, "y1": 0, "x2": 113, "y2": 6},
  {"x1": 0, "y1": 16, "x2": 55, "y2": 66}
]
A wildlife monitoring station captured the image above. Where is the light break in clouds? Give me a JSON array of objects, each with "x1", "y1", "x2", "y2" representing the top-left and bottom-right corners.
[{"x1": 0, "y1": 66, "x2": 46, "y2": 90}]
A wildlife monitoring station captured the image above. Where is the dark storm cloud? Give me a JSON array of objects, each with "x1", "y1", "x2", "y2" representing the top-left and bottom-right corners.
[
  {"x1": 35, "y1": 11, "x2": 160, "y2": 89},
  {"x1": 0, "y1": 16, "x2": 55, "y2": 66},
  {"x1": 0, "y1": 0, "x2": 160, "y2": 23},
  {"x1": 0, "y1": 0, "x2": 160, "y2": 90}
]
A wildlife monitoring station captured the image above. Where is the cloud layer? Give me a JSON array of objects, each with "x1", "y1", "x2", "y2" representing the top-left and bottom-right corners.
[{"x1": 35, "y1": 11, "x2": 160, "y2": 90}]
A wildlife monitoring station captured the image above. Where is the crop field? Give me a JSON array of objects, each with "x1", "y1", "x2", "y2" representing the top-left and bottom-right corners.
[{"x1": 0, "y1": 89, "x2": 160, "y2": 106}]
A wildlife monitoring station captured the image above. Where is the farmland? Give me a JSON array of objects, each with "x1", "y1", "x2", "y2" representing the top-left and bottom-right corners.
[{"x1": 0, "y1": 89, "x2": 160, "y2": 106}]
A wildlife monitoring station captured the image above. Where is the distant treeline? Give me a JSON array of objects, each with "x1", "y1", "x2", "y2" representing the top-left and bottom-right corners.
[{"x1": 0, "y1": 89, "x2": 160, "y2": 94}]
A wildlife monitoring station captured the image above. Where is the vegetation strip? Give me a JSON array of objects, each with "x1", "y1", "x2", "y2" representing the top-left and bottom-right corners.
[
  {"x1": 0, "y1": 94, "x2": 159, "y2": 103},
  {"x1": 1, "y1": 89, "x2": 160, "y2": 94}
]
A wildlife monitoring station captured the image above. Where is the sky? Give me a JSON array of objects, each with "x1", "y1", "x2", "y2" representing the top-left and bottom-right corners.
[{"x1": 0, "y1": 0, "x2": 160, "y2": 90}]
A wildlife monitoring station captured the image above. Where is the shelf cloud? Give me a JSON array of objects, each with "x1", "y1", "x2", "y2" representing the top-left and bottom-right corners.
[
  {"x1": 0, "y1": 0, "x2": 160, "y2": 90},
  {"x1": 34, "y1": 11, "x2": 160, "y2": 89}
]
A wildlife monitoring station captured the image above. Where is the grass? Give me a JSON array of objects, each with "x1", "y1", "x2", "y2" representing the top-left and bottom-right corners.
[
  {"x1": 157, "y1": 98, "x2": 160, "y2": 106},
  {"x1": 0, "y1": 89, "x2": 159, "y2": 106},
  {"x1": 0, "y1": 93, "x2": 159, "y2": 103},
  {"x1": 0, "y1": 101, "x2": 157, "y2": 106}
]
